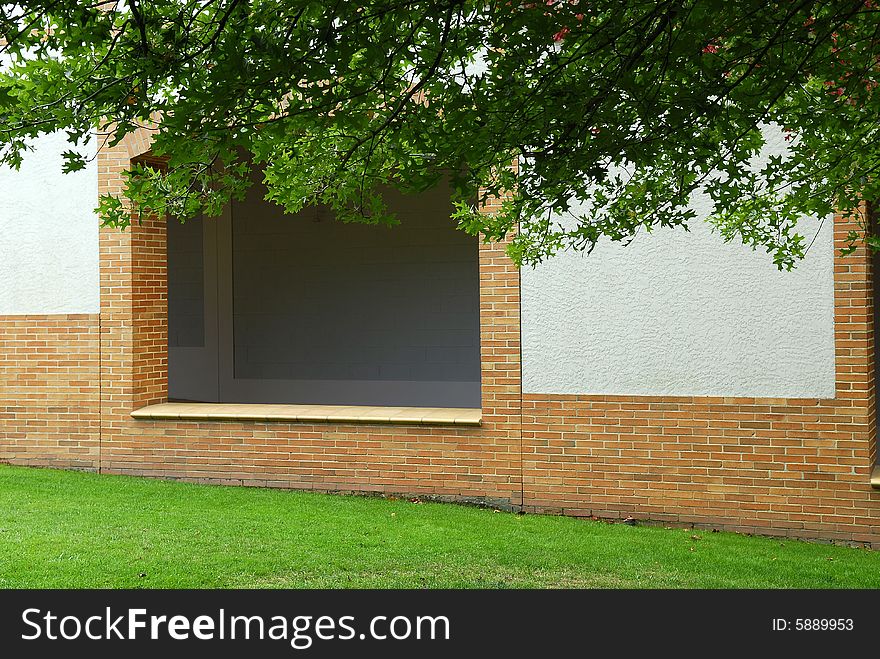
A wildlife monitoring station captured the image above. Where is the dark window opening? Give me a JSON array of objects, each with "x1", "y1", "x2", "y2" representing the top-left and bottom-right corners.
[{"x1": 167, "y1": 178, "x2": 481, "y2": 408}]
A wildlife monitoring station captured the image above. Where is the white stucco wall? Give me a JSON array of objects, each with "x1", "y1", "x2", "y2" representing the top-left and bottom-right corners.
[
  {"x1": 0, "y1": 132, "x2": 99, "y2": 314},
  {"x1": 522, "y1": 140, "x2": 837, "y2": 398}
]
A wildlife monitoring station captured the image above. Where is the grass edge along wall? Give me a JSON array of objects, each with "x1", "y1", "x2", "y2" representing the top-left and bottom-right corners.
[{"x1": 1, "y1": 126, "x2": 879, "y2": 546}]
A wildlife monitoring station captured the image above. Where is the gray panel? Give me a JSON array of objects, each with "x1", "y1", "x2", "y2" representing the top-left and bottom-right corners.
[
  {"x1": 167, "y1": 215, "x2": 220, "y2": 402},
  {"x1": 226, "y1": 178, "x2": 481, "y2": 407},
  {"x1": 167, "y1": 216, "x2": 205, "y2": 348}
]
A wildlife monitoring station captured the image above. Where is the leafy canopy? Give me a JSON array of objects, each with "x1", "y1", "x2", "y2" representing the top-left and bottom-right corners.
[{"x1": 1, "y1": 0, "x2": 879, "y2": 268}]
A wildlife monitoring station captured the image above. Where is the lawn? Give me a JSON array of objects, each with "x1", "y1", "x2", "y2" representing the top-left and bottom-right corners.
[{"x1": 1, "y1": 464, "x2": 879, "y2": 588}]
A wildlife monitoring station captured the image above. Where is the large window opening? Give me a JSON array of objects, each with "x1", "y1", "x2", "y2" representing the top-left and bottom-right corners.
[{"x1": 167, "y1": 177, "x2": 481, "y2": 408}]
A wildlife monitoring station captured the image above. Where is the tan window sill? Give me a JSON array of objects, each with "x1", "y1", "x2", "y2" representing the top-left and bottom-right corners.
[
  {"x1": 872, "y1": 465, "x2": 880, "y2": 489},
  {"x1": 131, "y1": 403, "x2": 482, "y2": 427}
]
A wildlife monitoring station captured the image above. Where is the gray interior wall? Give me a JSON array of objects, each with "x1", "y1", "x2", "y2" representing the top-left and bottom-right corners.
[
  {"x1": 167, "y1": 216, "x2": 205, "y2": 348},
  {"x1": 167, "y1": 176, "x2": 481, "y2": 408},
  {"x1": 167, "y1": 214, "x2": 221, "y2": 403},
  {"x1": 229, "y1": 178, "x2": 480, "y2": 405}
]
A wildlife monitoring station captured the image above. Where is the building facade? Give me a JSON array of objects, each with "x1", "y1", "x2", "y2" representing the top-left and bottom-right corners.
[{"x1": 2, "y1": 128, "x2": 879, "y2": 546}]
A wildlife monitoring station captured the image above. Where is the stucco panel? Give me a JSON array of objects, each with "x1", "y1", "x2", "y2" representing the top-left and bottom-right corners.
[
  {"x1": 522, "y1": 180, "x2": 836, "y2": 399},
  {"x1": 0, "y1": 132, "x2": 98, "y2": 314}
]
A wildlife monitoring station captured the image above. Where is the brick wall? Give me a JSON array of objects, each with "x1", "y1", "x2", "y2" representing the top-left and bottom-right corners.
[
  {"x1": 523, "y1": 208, "x2": 880, "y2": 545},
  {"x1": 0, "y1": 314, "x2": 100, "y2": 470},
  {"x1": 92, "y1": 131, "x2": 524, "y2": 508},
  {"x1": 1, "y1": 129, "x2": 878, "y2": 546}
]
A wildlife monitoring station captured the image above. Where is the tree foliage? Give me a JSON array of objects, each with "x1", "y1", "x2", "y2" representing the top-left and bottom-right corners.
[{"x1": 1, "y1": 0, "x2": 879, "y2": 268}]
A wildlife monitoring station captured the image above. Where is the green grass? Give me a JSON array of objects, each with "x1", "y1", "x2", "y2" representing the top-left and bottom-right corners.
[{"x1": 1, "y1": 464, "x2": 879, "y2": 588}]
